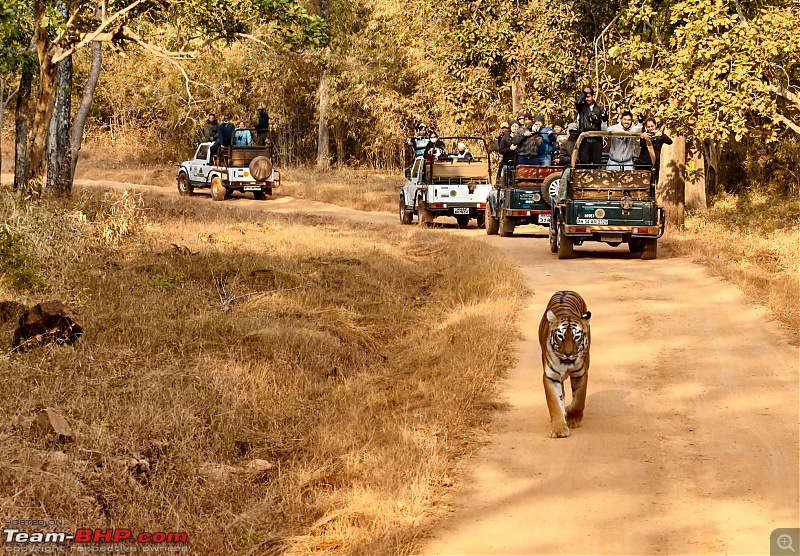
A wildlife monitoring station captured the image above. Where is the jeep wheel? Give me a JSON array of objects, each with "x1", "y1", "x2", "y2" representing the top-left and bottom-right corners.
[
  {"x1": 541, "y1": 173, "x2": 560, "y2": 206},
  {"x1": 211, "y1": 177, "x2": 226, "y2": 201},
  {"x1": 499, "y1": 207, "x2": 515, "y2": 237},
  {"x1": 476, "y1": 211, "x2": 486, "y2": 229},
  {"x1": 557, "y1": 224, "x2": 574, "y2": 259},
  {"x1": 253, "y1": 191, "x2": 266, "y2": 200},
  {"x1": 549, "y1": 212, "x2": 558, "y2": 253},
  {"x1": 400, "y1": 195, "x2": 413, "y2": 225},
  {"x1": 177, "y1": 173, "x2": 193, "y2": 197},
  {"x1": 628, "y1": 239, "x2": 644, "y2": 254},
  {"x1": 641, "y1": 239, "x2": 658, "y2": 260},
  {"x1": 455, "y1": 215, "x2": 470, "y2": 228},
  {"x1": 417, "y1": 198, "x2": 432, "y2": 227},
  {"x1": 485, "y1": 209, "x2": 499, "y2": 235}
]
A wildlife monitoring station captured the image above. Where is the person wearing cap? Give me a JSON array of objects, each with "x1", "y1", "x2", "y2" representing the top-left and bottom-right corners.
[
  {"x1": 557, "y1": 122, "x2": 581, "y2": 165},
  {"x1": 255, "y1": 107, "x2": 270, "y2": 145},
  {"x1": 407, "y1": 123, "x2": 430, "y2": 157},
  {"x1": 202, "y1": 113, "x2": 218, "y2": 143},
  {"x1": 531, "y1": 114, "x2": 558, "y2": 166},
  {"x1": 495, "y1": 122, "x2": 515, "y2": 184},
  {"x1": 575, "y1": 86, "x2": 609, "y2": 166},
  {"x1": 456, "y1": 141, "x2": 473, "y2": 162},
  {"x1": 512, "y1": 112, "x2": 542, "y2": 166}
]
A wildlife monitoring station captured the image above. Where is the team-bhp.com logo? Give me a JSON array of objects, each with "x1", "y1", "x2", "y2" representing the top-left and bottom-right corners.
[{"x1": 3, "y1": 524, "x2": 189, "y2": 553}]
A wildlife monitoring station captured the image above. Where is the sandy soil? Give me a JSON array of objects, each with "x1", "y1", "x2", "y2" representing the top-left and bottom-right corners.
[{"x1": 71, "y1": 180, "x2": 800, "y2": 555}]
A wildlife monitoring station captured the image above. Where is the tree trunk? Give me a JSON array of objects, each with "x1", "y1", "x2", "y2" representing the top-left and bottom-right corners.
[
  {"x1": 316, "y1": 51, "x2": 331, "y2": 171},
  {"x1": 335, "y1": 123, "x2": 345, "y2": 168},
  {"x1": 14, "y1": 65, "x2": 33, "y2": 195},
  {"x1": 512, "y1": 66, "x2": 526, "y2": 115},
  {"x1": 30, "y1": 0, "x2": 57, "y2": 181},
  {"x1": 46, "y1": 44, "x2": 73, "y2": 197},
  {"x1": 702, "y1": 140, "x2": 720, "y2": 198},
  {"x1": 685, "y1": 138, "x2": 707, "y2": 211},
  {"x1": 658, "y1": 134, "x2": 686, "y2": 228},
  {"x1": 70, "y1": 40, "x2": 102, "y2": 184}
]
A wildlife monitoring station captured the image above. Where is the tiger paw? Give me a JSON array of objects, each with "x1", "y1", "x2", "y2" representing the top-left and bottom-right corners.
[
  {"x1": 549, "y1": 424, "x2": 571, "y2": 438},
  {"x1": 566, "y1": 409, "x2": 583, "y2": 429}
]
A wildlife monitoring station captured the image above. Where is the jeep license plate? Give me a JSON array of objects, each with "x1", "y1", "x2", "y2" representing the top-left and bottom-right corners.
[
  {"x1": 243, "y1": 186, "x2": 261, "y2": 191},
  {"x1": 453, "y1": 207, "x2": 470, "y2": 215},
  {"x1": 577, "y1": 218, "x2": 608, "y2": 225},
  {"x1": 538, "y1": 214, "x2": 551, "y2": 224}
]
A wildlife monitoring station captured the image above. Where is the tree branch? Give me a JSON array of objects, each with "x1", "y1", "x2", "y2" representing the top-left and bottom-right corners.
[
  {"x1": 773, "y1": 114, "x2": 800, "y2": 135},
  {"x1": 767, "y1": 83, "x2": 800, "y2": 111},
  {"x1": 118, "y1": 26, "x2": 196, "y2": 102},
  {"x1": 52, "y1": 0, "x2": 148, "y2": 63}
]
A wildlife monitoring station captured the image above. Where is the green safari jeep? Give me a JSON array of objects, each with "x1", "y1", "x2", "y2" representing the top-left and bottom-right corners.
[{"x1": 549, "y1": 131, "x2": 665, "y2": 259}]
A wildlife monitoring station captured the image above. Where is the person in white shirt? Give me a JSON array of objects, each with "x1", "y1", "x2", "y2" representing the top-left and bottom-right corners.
[{"x1": 606, "y1": 111, "x2": 643, "y2": 170}]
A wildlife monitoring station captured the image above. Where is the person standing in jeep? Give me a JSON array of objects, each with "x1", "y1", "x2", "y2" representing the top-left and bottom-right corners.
[
  {"x1": 202, "y1": 113, "x2": 218, "y2": 143},
  {"x1": 512, "y1": 112, "x2": 543, "y2": 166},
  {"x1": 575, "y1": 87, "x2": 608, "y2": 166},
  {"x1": 255, "y1": 107, "x2": 270, "y2": 146}
]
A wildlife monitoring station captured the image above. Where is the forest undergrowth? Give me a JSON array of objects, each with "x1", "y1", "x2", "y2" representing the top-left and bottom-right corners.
[{"x1": 0, "y1": 186, "x2": 526, "y2": 555}]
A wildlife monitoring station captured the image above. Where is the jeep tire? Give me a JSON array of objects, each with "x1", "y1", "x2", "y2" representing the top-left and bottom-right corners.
[
  {"x1": 499, "y1": 206, "x2": 515, "y2": 237},
  {"x1": 177, "y1": 173, "x2": 193, "y2": 197},
  {"x1": 417, "y1": 198, "x2": 432, "y2": 227},
  {"x1": 485, "y1": 209, "x2": 500, "y2": 235},
  {"x1": 400, "y1": 195, "x2": 413, "y2": 224},
  {"x1": 641, "y1": 239, "x2": 658, "y2": 260},
  {"x1": 541, "y1": 173, "x2": 560, "y2": 206},
  {"x1": 456, "y1": 215, "x2": 470, "y2": 228},
  {"x1": 557, "y1": 224, "x2": 574, "y2": 259}
]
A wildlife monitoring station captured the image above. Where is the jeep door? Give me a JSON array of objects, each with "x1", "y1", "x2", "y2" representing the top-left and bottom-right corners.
[{"x1": 188, "y1": 144, "x2": 212, "y2": 186}]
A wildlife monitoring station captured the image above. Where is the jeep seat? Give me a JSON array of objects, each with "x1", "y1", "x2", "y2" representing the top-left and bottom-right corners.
[
  {"x1": 571, "y1": 169, "x2": 653, "y2": 200},
  {"x1": 431, "y1": 160, "x2": 488, "y2": 181},
  {"x1": 229, "y1": 147, "x2": 268, "y2": 167}
]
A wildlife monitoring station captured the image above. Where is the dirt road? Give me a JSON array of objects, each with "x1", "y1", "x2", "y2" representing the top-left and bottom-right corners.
[{"x1": 76, "y1": 181, "x2": 799, "y2": 554}]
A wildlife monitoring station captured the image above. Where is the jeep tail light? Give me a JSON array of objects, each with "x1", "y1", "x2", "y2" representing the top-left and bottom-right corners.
[
  {"x1": 570, "y1": 226, "x2": 588, "y2": 233},
  {"x1": 634, "y1": 227, "x2": 655, "y2": 234}
]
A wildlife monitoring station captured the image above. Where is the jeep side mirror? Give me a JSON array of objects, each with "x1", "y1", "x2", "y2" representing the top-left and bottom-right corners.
[{"x1": 405, "y1": 169, "x2": 411, "y2": 179}]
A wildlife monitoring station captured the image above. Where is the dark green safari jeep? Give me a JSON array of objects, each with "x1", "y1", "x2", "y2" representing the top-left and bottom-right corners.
[
  {"x1": 486, "y1": 164, "x2": 564, "y2": 237},
  {"x1": 549, "y1": 131, "x2": 665, "y2": 259}
]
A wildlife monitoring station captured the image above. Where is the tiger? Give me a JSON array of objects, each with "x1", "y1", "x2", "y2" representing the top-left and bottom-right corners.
[{"x1": 538, "y1": 291, "x2": 591, "y2": 438}]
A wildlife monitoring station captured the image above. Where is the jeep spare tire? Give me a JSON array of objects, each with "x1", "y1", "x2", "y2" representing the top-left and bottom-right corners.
[{"x1": 249, "y1": 156, "x2": 273, "y2": 181}]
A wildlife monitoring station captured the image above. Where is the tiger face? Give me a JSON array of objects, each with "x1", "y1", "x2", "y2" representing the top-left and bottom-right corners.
[{"x1": 546, "y1": 311, "x2": 590, "y2": 367}]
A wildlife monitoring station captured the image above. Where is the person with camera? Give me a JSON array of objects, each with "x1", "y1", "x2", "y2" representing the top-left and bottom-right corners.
[
  {"x1": 575, "y1": 86, "x2": 608, "y2": 166},
  {"x1": 531, "y1": 114, "x2": 558, "y2": 166},
  {"x1": 512, "y1": 112, "x2": 543, "y2": 166},
  {"x1": 606, "y1": 110, "x2": 644, "y2": 170},
  {"x1": 494, "y1": 122, "x2": 516, "y2": 185},
  {"x1": 407, "y1": 123, "x2": 430, "y2": 157},
  {"x1": 636, "y1": 117, "x2": 673, "y2": 182}
]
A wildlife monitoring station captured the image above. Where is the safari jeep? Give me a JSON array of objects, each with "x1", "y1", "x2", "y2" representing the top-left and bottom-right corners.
[
  {"x1": 486, "y1": 164, "x2": 564, "y2": 236},
  {"x1": 549, "y1": 131, "x2": 665, "y2": 259},
  {"x1": 399, "y1": 136, "x2": 491, "y2": 227},
  {"x1": 176, "y1": 139, "x2": 280, "y2": 201}
]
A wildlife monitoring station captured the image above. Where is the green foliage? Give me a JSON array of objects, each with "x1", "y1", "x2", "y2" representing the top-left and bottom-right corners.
[{"x1": 0, "y1": 228, "x2": 43, "y2": 292}]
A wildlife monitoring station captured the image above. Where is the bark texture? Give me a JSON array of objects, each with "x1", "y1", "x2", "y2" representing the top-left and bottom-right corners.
[{"x1": 658, "y1": 134, "x2": 686, "y2": 228}]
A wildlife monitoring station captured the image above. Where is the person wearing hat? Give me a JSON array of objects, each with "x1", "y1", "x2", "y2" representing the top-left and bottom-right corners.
[
  {"x1": 495, "y1": 121, "x2": 515, "y2": 184},
  {"x1": 456, "y1": 141, "x2": 473, "y2": 162},
  {"x1": 512, "y1": 112, "x2": 542, "y2": 166},
  {"x1": 407, "y1": 123, "x2": 430, "y2": 157},
  {"x1": 255, "y1": 106, "x2": 270, "y2": 145},
  {"x1": 557, "y1": 122, "x2": 581, "y2": 165},
  {"x1": 531, "y1": 114, "x2": 558, "y2": 166}
]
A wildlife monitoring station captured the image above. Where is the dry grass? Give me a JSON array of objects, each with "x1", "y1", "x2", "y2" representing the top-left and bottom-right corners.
[
  {"x1": 662, "y1": 192, "x2": 800, "y2": 342},
  {"x1": 0, "y1": 186, "x2": 526, "y2": 555},
  {"x1": 279, "y1": 167, "x2": 402, "y2": 213}
]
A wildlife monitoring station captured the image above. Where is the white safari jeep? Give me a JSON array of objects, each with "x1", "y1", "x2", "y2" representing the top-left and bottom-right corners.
[
  {"x1": 399, "y1": 136, "x2": 491, "y2": 227},
  {"x1": 176, "y1": 140, "x2": 280, "y2": 201}
]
